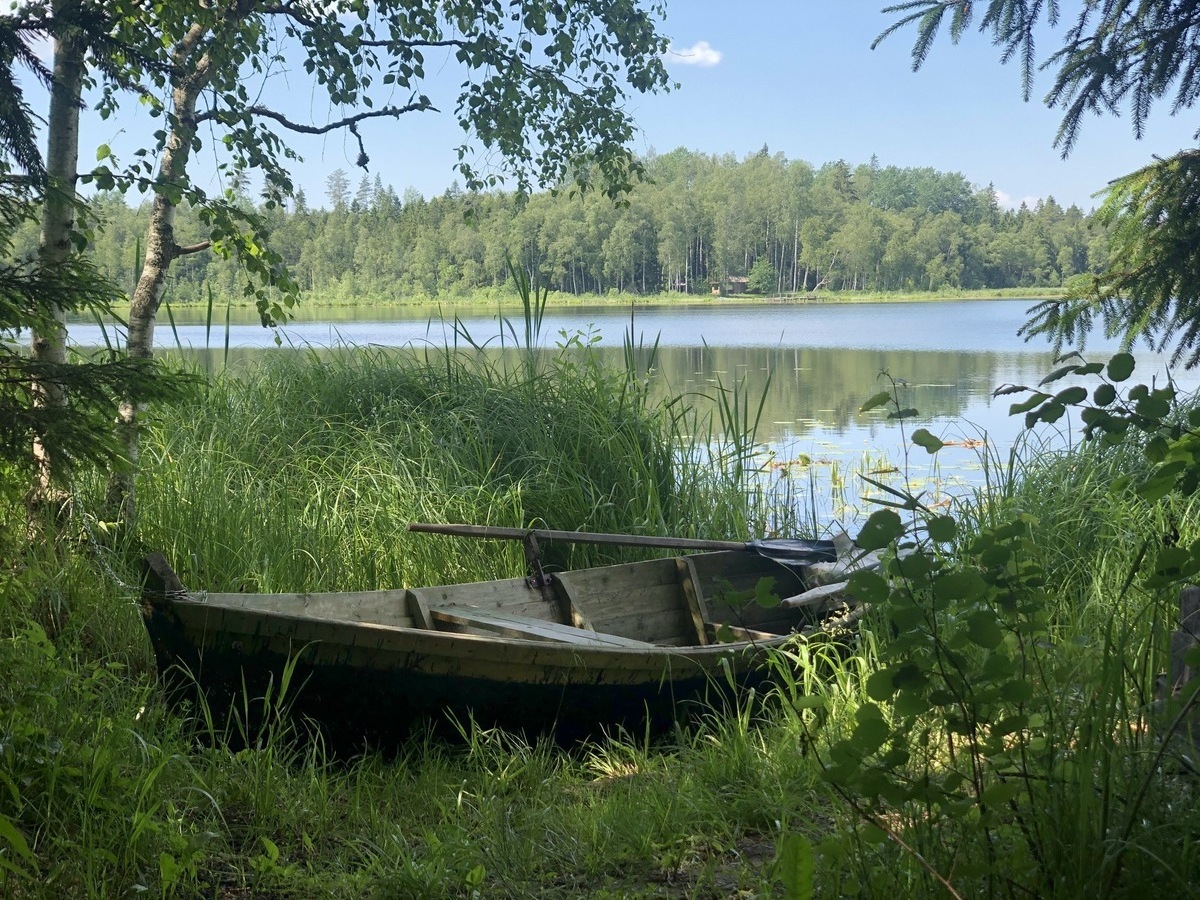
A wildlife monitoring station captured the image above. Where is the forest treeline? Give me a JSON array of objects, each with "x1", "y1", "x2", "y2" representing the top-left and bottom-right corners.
[{"x1": 14, "y1": 147, "x2": 1106, "y2": 304}]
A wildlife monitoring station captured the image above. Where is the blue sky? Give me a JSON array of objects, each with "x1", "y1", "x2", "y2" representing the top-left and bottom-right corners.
[
  {"x1": 66, "y1": 3, "x2": 1200, "y2": 211},
  {"x1": 636, "y1": 4, "x2": 1197, "y2": 211}
]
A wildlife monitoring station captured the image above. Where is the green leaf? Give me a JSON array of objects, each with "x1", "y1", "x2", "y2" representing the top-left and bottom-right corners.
[
  {"x1": 1137, "y1": 474, "x2": 1178, "y2": 502},
  {"x1": 1144, "y1": 435, "x2": 1170, "y2": 462},
  {"x1": 1039, "y1": 364, "x2": 1078, "y2": 385},
  {"x1": 926, "y1": 514, "x2": 957, "y2": 543},
  {"x1": 893, "y1": 689, "x2": 928, "y2": 718},
  {"x1": 1037, "y1": 401, "x2": 1066, "y2": 423},
  {"x1": 1054, "y1": 385, "x2": 1088, "y2": 405},
  {"x1": 982, "y1": 780, "x2": 1022, "y2": 805},
  {"x1": 866, "y1": 668, "x2": 898, "y2": 701},
  {"x1": 1138, "y1": 459, "x2": 1188, "y2": 500},
  {"x1": 1154, "y1": 545, "x2": 1194, "y2": 578},
  {"x1": 999, "y1": 680, "x2": 1034, "y2": 703},
  {"x1": 791, "y1": 695, "x2": 828, "y2": 711},
  {"x1": 860, "y1": 822, "x2": 889, "y2": 845},
  {"x1": 1009, "y1": 392, "x2": 1050, "y2": 415},
  {"x1": 911, "y1": 428, "x2": 944, "y2": 453},
  {"x1": 966, "y1": 610, "x2": 1004, "y2": 649},
  {"x1": 752, "y1": 576, "x2": 779, "y2": 608},
  {"x1": 856, "y1": 509, "x2": 906, "y2": 551},
  {"x1": 774, "y1": 833, "x2": 815, "y2": 900},
  {"x1": 847, "y1": 569, "x2": 890, "y2": 604},
  {"x1": 1107, "y1": 352, "x2": 1135, "y2": 382},
  {"x1": 1094, "y1": 381, "x2": 1118, "y2": 408},
  {"x1": 933, "y1": 569, "x2": 985, "y2": 599},
  {"x1": 96, "y1": 143, "x2": 111, "y2": 161},
  {"x1": 892, "y1": 662, "x2": 929, "y2": 690},
  {"x1": 888, "y1": 603, "x2": 925, "y2": 630},
  {"x1": 849, "y1": 717, "x2": 889, "y2": 756},
  {"x1": 992, "y1": 713, "x2": 1029, "y2": 736},
  {"x1": 0, "y1": 816, "x2": 35, "y2": 875}
]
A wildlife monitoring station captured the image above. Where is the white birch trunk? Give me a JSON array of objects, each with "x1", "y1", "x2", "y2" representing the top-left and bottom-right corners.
[{"x1": 31, "y1": 0, "x2": 85, "y2": 498}]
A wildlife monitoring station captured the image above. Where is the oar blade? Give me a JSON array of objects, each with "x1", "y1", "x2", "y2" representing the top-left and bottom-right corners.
[{"x1": 749, "y1": 538, "x2": 838, "y2": 567}]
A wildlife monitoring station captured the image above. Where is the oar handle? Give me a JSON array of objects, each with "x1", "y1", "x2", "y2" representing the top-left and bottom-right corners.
[{"x1": 407, "y1": 523, "x2": 751, "y2": 552}]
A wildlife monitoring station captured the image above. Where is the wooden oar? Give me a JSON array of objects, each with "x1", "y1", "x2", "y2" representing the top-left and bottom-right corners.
[{"x1": 406, "y1": 523, "x2": 838, "y2": 565}]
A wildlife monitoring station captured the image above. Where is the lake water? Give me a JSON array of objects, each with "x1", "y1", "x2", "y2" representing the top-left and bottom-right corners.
[{"x1": 68, "y1": 300, "x2": 1197, "y2": 530}]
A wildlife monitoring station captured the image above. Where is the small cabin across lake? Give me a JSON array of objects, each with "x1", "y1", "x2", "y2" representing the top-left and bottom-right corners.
[{"x1": 712, "y1": 276, "x2": 750, "y2": 297}]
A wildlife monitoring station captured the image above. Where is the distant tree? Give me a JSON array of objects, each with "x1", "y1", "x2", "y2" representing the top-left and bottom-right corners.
[
  {"x1": 70, "y1": 144, "x2": 1104, "y2": 309},
  {"x1": 326, "y1": 169, "x2": 350, "y2": 212},
  {"x1": 877, "y1": 0, "x2": 1200, "y2": 365},
  {"x1": 226, "y1": 166, "x2": 249, "y2": 201},
  {"x1": 352, "y1": 174, "x2": 371, "y2": 212},
  {"x1": 748, "y1": 256, "x2": 776, "y2": 294}
]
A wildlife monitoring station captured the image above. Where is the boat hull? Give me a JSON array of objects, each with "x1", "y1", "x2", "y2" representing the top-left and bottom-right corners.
[
  {"x1": 145, "y1": 601, "x2": 786, "y2": 746},
  {"x1": 140, "y1": 549, "x2": 849, "y2": 748}
]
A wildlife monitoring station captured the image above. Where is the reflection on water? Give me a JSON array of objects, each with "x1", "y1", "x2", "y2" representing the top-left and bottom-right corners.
[
  {"x1": 74, "y1": 298, "x2": 1071, "y2": 352},
  {"x1": 72, "y1": 300, "x2": 1199, "y2": 531}
]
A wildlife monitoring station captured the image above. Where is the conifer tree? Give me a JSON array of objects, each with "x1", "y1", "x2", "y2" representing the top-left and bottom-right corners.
[{"x1": 878, "y1": 1, "x2": 1200, "y2": 365}]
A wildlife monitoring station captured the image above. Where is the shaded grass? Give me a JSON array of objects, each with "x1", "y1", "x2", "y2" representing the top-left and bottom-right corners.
[{"x1": 0, "y1": 550, "x2": 836, "y2": 898}]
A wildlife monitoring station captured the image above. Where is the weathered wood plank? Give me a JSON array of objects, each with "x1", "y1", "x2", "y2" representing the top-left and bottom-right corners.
[
  {"x1": 406, "y1": 589, "x2": 434, "y2": 630},
  {"x1": 428, "y1": 605, "x2": 653, "y2": 648},
  {"x1": 554, "y1": 558, "x2": 692, "y2": 643},
  {"x1": 410, "y1": 575, "x2": 559, "y2": 619},
  {"x1": 780, "y1": 581, "x2": 850, "y2": 610},
  {"x1": 709, "y1": 623, "x2": 780, "y2": 643},
  {"x1": 686, "y1": 551, "x2": 806, "y2": 631},
  {"x1": 677, "y1": 557, "x2": 712, "y2": 645},
  {"x1": 204, "y1": 590, "x2": 416, "y2": 629}
]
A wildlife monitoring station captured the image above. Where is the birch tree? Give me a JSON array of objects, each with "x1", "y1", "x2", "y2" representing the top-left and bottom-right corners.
[
  {"x1": 95, "y1": 0, "x2": 671, "y2": 520},
  {"x1": 29, "y1": 0, "x2": 85, "y2": 496},
  {"x1": 2, "y1": 4, "x2": 192, "y2": 497}
]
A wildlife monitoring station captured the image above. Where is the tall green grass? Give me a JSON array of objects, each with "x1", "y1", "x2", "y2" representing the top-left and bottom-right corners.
[
  {"x1": 782, "y1": 417, "x2": 1200, "y2": 899},
  {"x1": 120, "y1": 339, "x2": 778, "y2": 592},
  {"x1": 10, "y1": 322, "x2": 1200, "y2": 897}
]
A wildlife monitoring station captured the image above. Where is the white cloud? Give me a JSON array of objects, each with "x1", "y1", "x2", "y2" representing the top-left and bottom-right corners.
[
  {"x1": 993, "y1": 189, "x2": 1040, "y2": 210},
  {"x1": 665, "y1": 40, "x2": 722, "y2": 68}
]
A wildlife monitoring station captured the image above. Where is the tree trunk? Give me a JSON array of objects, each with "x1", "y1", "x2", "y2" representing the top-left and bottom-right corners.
[
  {"x1": 31, "y1": 0, "x2": 86, "y2": 502},
  {"x1": 792, "y1": 224, "x2": 800, "y2": 292},
  {"x1": 109, "y1": 19, "x2": 218, "y2": 521}
]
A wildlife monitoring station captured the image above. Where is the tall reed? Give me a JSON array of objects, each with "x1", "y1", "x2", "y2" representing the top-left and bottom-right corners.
[{"x1": 122, "y1": 336, "x2": 773, "y2": 592}]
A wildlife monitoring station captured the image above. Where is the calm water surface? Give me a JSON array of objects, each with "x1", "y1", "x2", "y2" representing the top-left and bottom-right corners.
[
  {"x1": 69, "y1": 300, "x2": 1197, "y2": 529},
  {"x1": 73, "y1": 298, "x2": 1099, "y2": 352}
]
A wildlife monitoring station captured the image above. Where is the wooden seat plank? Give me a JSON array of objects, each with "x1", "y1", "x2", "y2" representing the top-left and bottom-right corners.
[{"x1": 428, "y1": 605, "x2": 653, "y2": 648}]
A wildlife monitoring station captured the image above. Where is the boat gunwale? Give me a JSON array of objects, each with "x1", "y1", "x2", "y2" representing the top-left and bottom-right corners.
[{"x1": 164, "y1": 591, "x2": 800, "y2": 659}]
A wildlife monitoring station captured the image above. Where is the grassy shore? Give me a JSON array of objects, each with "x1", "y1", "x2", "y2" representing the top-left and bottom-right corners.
[
  {"x1": 115, "y1": 284, "x2": 1063, "y2": 317},
  {"x1": 4, "y1": 337, "x2": 1198, "y2": 898}
]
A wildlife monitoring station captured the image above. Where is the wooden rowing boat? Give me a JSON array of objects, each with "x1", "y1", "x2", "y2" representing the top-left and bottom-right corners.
[{"x1": 139, "y1": 534, "x2": 861, "y2": 748}]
